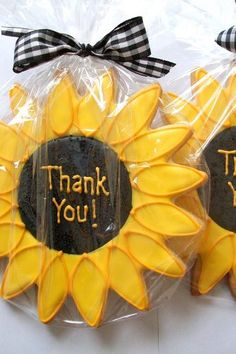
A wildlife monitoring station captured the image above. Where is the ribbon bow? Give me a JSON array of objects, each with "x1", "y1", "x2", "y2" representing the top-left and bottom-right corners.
[
  {"x1": 1, "y1": 17, "x2": 175, "y2": 77},
  {"x1": 216, "y1": 26, "x2": 236, "y2": 53}
]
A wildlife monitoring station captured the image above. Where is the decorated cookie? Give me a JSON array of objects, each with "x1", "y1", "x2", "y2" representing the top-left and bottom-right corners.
[
  {"x1": 0, "y1": 70, "x2": 206, "y2": 326},
  {"x1": 163, "y1": 68, "x2": 236, "y2": 295}
]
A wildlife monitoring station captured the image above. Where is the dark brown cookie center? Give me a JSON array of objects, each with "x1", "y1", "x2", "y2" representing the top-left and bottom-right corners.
[
  {"x1": 204, "y1": 127, "x2": 236, "y2": 232},
  {"x1": 18, "y1": 136, "x2": 132, "y2": 254}
]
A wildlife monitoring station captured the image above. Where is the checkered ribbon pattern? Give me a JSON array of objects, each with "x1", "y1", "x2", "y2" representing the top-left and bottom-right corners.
[
  {"x1": 216, "y1": 26, "x2": 236, "y2": 53},
  {"x1": 1, "y1": 17, "x2": 175, "y2": 77}
]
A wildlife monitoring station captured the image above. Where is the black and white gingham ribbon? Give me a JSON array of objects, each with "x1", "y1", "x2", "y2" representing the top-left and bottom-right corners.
[
  {"x1": 1, "y1": 17, "x2": 175, "y2": 77},
  {"x1": 216, "y1": 26, "x2": 236, "y2": 53}
]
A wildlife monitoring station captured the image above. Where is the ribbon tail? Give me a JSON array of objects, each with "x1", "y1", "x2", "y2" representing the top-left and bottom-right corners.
[
  {"x1": 1, "y1": 26, "x2": 32, "y2": 37},
  {"x1": 118, "y1": 57, "x2": 176, "y2": 78}
]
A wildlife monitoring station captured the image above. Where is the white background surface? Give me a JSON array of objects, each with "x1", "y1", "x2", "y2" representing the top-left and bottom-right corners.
[
  {"x1": 0, "y1": 1, "x2": 236, "y2": 353},
  {"x1": 1, "y1": 281, "x2": 236, "y2": 354}
]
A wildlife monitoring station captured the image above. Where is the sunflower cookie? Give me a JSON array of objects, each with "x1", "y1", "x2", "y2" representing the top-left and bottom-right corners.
[
  {"x1": 163, "y1": 67, "x2": 236, "y2": 295},
  {"x1": 0, "y1": 70, "x2": 206, "y2": 326}
]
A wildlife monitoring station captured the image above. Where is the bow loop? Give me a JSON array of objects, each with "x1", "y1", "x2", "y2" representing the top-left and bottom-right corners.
[
  {"x1": 1, "y1": 17, "x2": 175, "y2": 78},
  {"x1": 216, "y1": 26, "x2": 236, "y2": 53}
]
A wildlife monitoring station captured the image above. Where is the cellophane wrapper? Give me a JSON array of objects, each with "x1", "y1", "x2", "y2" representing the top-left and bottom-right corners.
[
  {"x1": 158, "y1": 0, "x2": 236, "y2": 303},
  {"x1": 0, "y1": 0, "x2": 210, "y2": 328}
]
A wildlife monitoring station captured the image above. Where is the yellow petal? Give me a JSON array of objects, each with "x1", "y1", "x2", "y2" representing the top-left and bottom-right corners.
[
  {"x1": 231, "y1": 237, "x2": 236, "y2": 278},
  {"x1": 198, "y1": 236, "x2": 234, "y2": 294},
  {"x1": 88, "y1": 246, "x2": 109, "y2": 275},
  {"x1": 16, "y1": 230, "x2": 39, "y2": 249},
  {"x1": 226, "y1": 74, "x2": 236, "y2": 125},
  {"x1": 93, "y1": 117, "x2": 114, "y2": 143},
  {"x1": 133, "y1": 163, "x2": 206, "y2": 197},
  {"x1": 107, "y1": 84, "x2": 160, "y2": 145},
  {"x1": 132, "y1": 188, "x2": 161, "y2": 208},
  {"x1": 176, "y1": 190, "x2": 206, "y2": 221},
  {"x1": 227, "y1": 74, "x2": 236, "y2": 103},
  {"x1": 126, "y1": 232, "x2": 186, "y2": 277},
  {"x1": 121, "y1": 213, "x2": 161, "y2": 241},
  {"x1": 163, "y1": 91, "x2": 205, "y2": 128},
  {"x1": 133, "y1": 202, "x2": 201, "y2": 236},
  {"x1": 4, "y1": 189, "x2": 16, "y2": 204},
  {"x1": 76, "y1": 72, "x2": 114, "y2": 137},
  {"x1": 0, "y1": 208, "x2": 25, "y2": 226},
  {"x1": 0, "y1": 198, "x2": 11, "y2": 217},
  {"x1": 120, "y1": 125, "x2": 191, "y2": 163},
  {"x1": 0, "y1": 123, "x2": 26, "y2": 162},
  {"x1": 199, "y1": 218, "x2": 233, "y2": 253},
  {"x1": 0, "y1": 223, "x2": 25, "y2": 256},
  {"x1": 162, "y1": 91, "x2": 218, "y2": 141},
  {"x1": 20, "y1": 118, "x2": 45, "y2": 144},
  {"x1": 71, "y1": 257, "x2": 107, "y2": 327},
  {"x1": 9, "y1": 84, "x2": 28, "y2": 116},
  {"x1": 227, "y1": 73, "x2": 236, "y2": 93},
  {"x1": 38, "y1": 252, "x2": 68, "y2": 323},
  {"x1": 109, "y1": 246, "x2": 148, "y2": 310},
  {"x1": 1, "y1": 244, "x2": 43, "y2": 299},
  {"x1": 46, "y1": 75, "x2": 78, "y2": 136},
  {"x1": 169, "y1": 139, "x2": 200, "y2": 165},
  {"x1": 9, "y1": 84, "x2": 45, "y2": 143},
  {"x1": 0, "y1": 166, "x2": 16, "y2": 194},
  {"x1": 192, "y1": 68, "x2": 232, "y2": 124},
  {"x1": 229, "y1": 237, "x2": 236, "y2": 297}
]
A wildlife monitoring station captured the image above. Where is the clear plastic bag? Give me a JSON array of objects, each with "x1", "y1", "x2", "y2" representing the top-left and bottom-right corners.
[
  {"x1": 162, "y1": 58, "x2": 236, "y2": 298},
  {"x1": 149, "y1": 0, "x2": 236, "y2": 301},
  {"x1": 0, "y1": 0, "x2": 208, "y2": 327}
]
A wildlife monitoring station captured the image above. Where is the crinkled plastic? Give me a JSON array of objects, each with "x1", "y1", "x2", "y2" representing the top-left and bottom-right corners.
[
  {"x1": 0, "y1": 0, "x2": 209, "y2": 327},
  {"x1": 162, "y1": 59, "x2": 236, "y2": 298},
  {"x1": 151, "y1": 0, "x2": 236, "y2": 301}
]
